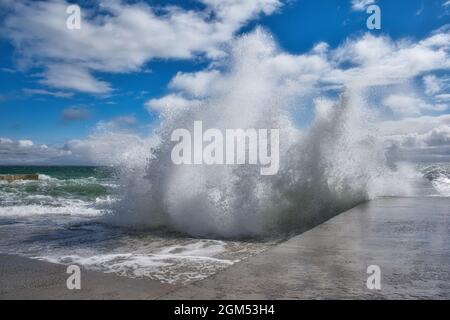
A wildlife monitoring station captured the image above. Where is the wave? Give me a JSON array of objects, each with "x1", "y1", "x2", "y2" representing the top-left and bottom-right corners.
[
  {"x1": 422, "y1": 164, "x2": 450, "y2": 197},
  {"x1": 106, "y1": 30, "x2": 411, "y2": 238},
  {"x1": 0, "y1": 202, "x2": 105, "y2": 217},
  {"x1": 0, "y1": 173, "x2": 116, "y2": 217}
]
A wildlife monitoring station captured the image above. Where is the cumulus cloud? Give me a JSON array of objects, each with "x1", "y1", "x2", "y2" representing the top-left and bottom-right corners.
[
  {"x1": 39, "y1": 64, "x2": 112, "y2": 94},
  {"x1": 381, "y1": 114, "x2": 450, "y2": 136},
  {"x1": 0, "y1": 137, "x2": 71, "y2": 164},
  {"x1": 0, "y1": 118, "x2": 153, "y2": 165},
  {"x1": 64, "y1": 132, "x2": 153, "y2": 166},
  {"x1": 0, "y1": 0, "x2": 281, "y2": 94},
  {"x1": 381, "y1": 115, "x2": 450, "y2": 162},
  {"x1": 383, "y1": 93, "x2": 447, "y2": 116},
  {"x1": 436, "y1": 93, "x2": 450, "y2": 101},
  {"x1": 147, "y1": 27, "x2": 450, "y2": 118},
  {"x1": 2, "y1": 18, "x2": 450, "y2": 165},
  {"x1": 326, "y1": 32, "x2": 450, "y2": 88},
  {"x1": 169, "y1": 70, "x2": 222, "y2": 97},
  {"x1": 384, "y1": 125, "x2": 450, "y2": 162},
  {"x1": 146, "y1": 28, "x2": 331, "y2": 110},
  {"x1": 141, "y1": 27, "x2": 450, "y2": 162}
]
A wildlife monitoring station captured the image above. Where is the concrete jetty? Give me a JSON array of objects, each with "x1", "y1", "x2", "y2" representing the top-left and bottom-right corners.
[
  {"x1": 0, "y1": 174, "x2": 39, "y2": 182},
  {"x1": 162, "y1": 196, "x2": 450, "y2": 299},
  {"x1": 0, "y1": 195, "x2": 449, "y2": 299},
  {"x1": 0, "y1": 254, "x2": 179, "y2": 300}
]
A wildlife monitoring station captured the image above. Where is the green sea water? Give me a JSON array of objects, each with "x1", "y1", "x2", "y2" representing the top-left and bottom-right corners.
[{"x1": 0, "y1": 166, "x2": 117, "y2": 214}]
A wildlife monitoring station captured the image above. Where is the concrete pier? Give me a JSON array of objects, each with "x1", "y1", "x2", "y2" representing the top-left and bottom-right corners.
[
  {"x1": 0, "y1": 195, "x2": 449, "y2": 299},
  {"x1": 162, "y1": 196, "x2": 450, "y2": 299},
  {"x1": 0, "y1": 254, "x2": 179, "y2": 300}
]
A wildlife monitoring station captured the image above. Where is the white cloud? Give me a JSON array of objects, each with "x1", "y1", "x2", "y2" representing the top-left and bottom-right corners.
[
  {"x1": 145, "y1": 94, "x2": 202, "y2": 111},
  {"x1": 327, "y1": 33, "x2": 450, "y2": 88},
  {"x1": 64, "y1": 127, "x2": 159, "y2": 167},
  {"x1": 169, "y1": 70, "x2": 222, "y2": 97},
  {"x1": 147, "y1": 27, "x2": 450, "y2": 122},
  {"x1": 17, "y1": 140, "x2": 33, "y2": 147},
  {"x1": 436, "y1": 93, "x2": 450, "y2": 101},
  {"x1": 1, "y1": 0, "x2": 281, "y2": 94},
  {"x1": 22, "y1": 88, "x2": 73, "y2": 98},
  {"x1": 0, "y1": 137, "x2": 71, "y2": 164},
  {"x1": 147, "y1": 28, "x2": 331, "y2": 112},
  {"x1": 383, "y1": 125, "x2": 450, "y2": 162},
  {"x1": 39, "y1": 65, "x2": 112, "y2": 94},
  {"x1": 380, "y1": 114, "x2": 450, "y2": 136},
  {"x1": 0, "y1": 122, "x2": 154, "y2": 165},
  {"x1": 423, "y1": 75, "x2": 441, "y2": 95},
  {"x1": 386, "y1": 126, "x2": 450, "y2": 148},
  {"x1": 351, "y1": 0, "x2": 375, "y2": 11},
  {"x1": 383, "y1": 93, "x2": 447, "y2": 116}
]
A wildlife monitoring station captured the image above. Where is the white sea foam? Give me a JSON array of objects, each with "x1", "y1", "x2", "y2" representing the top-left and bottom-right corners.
[
  {"x1": 422, "y1": 163, "x2": 450, "y2": 197},
  {"x1": 36, "y1": 240, "x2": 242, "y2": 284},
  {"x1": 431, "y1": 176, "x2": 450, "y2": 196},
  {"x1": 0, "y1": 202, "x2": 104, "y2": 217}
]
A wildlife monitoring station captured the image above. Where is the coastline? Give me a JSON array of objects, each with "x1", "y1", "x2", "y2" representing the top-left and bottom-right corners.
[{"x1": 1, "y1": 195, "x2": 449, "y2": 299}]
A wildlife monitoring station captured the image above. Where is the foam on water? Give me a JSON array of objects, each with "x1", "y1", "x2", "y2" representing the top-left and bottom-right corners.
[
  {"x1": 0, "y1": 170, "x2": 116, "y2": 217},
  {"x1": 36, "y1": 240, "x2": 241, "y2": 284}
]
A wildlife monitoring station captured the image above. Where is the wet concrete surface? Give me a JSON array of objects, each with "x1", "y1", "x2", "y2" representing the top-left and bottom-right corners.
[
  {"x1": 0, "y1": 254, "x2": 179, "y2": 299},
  {"x1": 1, "y1": 195, "x2": 449, "y2": 299},
  {"x1": 161, "y1": 197, "x2": 450, "y2": 299}
]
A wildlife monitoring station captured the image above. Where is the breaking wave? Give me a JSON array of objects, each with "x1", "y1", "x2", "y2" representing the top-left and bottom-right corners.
[
  {"x1": 107, "y1": 30, "x2": 410, "y2": 238},
  {"x1": 422, "y1": 164, "x2": 450, "y2": 197}
]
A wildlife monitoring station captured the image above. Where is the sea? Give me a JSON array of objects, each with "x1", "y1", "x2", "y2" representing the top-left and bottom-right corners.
[
  {"x1": 0, "y1": 163, "x2": 448, "y2": 284},
  {"x1": 0, "y1": 166, "x2": 274, "y2": 284}
]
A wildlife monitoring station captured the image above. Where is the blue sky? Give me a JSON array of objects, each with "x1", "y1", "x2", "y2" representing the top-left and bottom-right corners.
[{"x1": 0, "y1": 0, "x2": 449, "y2": 164}]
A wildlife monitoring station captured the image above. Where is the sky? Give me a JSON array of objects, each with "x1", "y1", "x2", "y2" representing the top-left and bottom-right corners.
[{"x1": 0, "y1": 0, "x2": 449, "y2": 164}]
